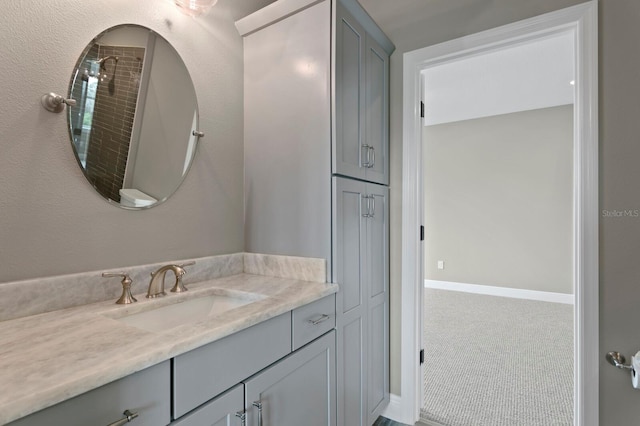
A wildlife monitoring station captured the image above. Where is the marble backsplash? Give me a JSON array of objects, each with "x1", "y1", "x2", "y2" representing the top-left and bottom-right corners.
[
  {"x1": 244, "y1": 253, "x2": 326, "y2": 283},
  {"x1": 0, "y1": 253, "x2": 326, "y2": 322}
]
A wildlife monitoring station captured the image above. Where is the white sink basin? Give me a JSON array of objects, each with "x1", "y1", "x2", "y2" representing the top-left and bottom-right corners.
[{"x1": 110, "y1": 291, "x2": 265, "y2": 333}]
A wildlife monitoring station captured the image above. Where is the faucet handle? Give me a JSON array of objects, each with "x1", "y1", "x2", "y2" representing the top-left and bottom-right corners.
[
  {"x1": 170, "y1": 261, "x2": 196, "y2": 293},
  {"x1": 102, "y1": 273, "x2": 137, "y2": 305}
]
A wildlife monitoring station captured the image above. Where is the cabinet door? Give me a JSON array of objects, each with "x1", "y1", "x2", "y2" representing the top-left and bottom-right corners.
[
  {"x1": 364, "y1": 35, "x2": 390, "y2": 185},
  {"x1": 333, "y1": 177, "x2": 367, "y2": 426},
  {"x1": 333, "y1": 178, "x2": 389, "y2": 426},
  {"x1": 334, "y1": 2, "x2": 366, "y2": 181},
  {"x1": 171, "y1": 384, "x2": 244, "y2": 426},
  {"x1": 244, "y1": 331, "x2": 336, "y2": 426},
  {"x1": 334, "y1": 4, "x2": 390, "y2": 185},
  {"x1": 365, "y1": 183, "x2": 390, "y2": 424}
]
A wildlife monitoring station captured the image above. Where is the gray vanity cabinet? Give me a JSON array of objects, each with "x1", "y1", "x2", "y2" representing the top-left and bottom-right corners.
[
  {"x1": 240, "y1": 1, "x2": 392, "y2": 425},
  {"x1": 171, "y1": 296, "x2": 335, "y2": 423},
  {"x1": 244, "y1": 331, "x2": 336, "y2": 426},
  {"x1": 333, "y1": 177, "x2": 389, "y2": 426},
  {"x1": 8, "y1": 361, "x2": 171, "y2": 426},
  {"x1": 173, "y1": 326, "x2": 336, "y2": 426},
  {"x1": 334, "y1": 2, "x2": 390, "y2": 186},
  {"x1": 8, "y1": 296, "x2": 337, "y2": 426}
]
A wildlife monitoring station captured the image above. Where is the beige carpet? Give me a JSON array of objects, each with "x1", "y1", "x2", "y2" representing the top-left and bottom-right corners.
[{"x1": 421, "y1": 289, "x2": 573, "y2": 426}]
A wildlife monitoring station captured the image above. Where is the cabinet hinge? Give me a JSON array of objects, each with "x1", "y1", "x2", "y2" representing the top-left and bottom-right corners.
[
  {"x1": 420, "y1": 225, "x2": 424, "y2": 241},
  {"x1": 420, "y1": 101, "x2": 425, "y2": 118},
  {"x1": 420, "y1": 349, "x2": 425, "y2": 364}
]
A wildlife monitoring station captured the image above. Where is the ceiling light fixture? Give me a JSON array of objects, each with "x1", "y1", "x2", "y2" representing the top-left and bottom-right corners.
[{"x1": 174, "y1": 0, "x2": 218, "y2": 17}]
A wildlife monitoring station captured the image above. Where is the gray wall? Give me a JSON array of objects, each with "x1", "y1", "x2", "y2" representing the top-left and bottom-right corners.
[
  {"x1": 599, "y1": 1, "x2": 640, "y2": 423},
  {"x1": 242, "y1": 0, "x2": 332, "y2": 269},
  {"x1": 0, "y1": 0, "x2": 245, "y2": 283},
  {"x1": 423, "y1": 105, "x2": 573, "y2": 294},
  {"x1": 378, "y1": 0, "x2": 640, "y2": 423}
]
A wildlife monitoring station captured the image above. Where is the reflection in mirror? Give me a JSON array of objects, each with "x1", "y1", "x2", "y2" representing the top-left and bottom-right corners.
[{"x1": 68, "y1": 25, "x2": 199, "y2": 209}]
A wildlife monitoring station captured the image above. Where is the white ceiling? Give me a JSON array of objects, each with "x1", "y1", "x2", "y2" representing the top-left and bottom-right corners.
[
  {"x1": 422, "y1": 31, "x2": 575, "y2": 126},
  {"x1": 359, "y1": 0, "x2": 484, "y2": 37},
  {"x1": 355, "y1": 0, "x2": 577, "y2": 126},
  {"x1": 230, "y1": 0, "x2": 278, "y2": 21}
]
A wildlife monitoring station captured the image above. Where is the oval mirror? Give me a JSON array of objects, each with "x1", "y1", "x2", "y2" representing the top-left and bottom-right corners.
[{"x1": 68, "y1": 24, "x2": 200, "y2": 209}]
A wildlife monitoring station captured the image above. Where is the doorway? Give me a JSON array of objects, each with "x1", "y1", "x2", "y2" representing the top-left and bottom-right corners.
[
  {"x1": 420, "y1": 34, "x2": 575, "y2": 422},
  {"x1": 392, "y1": 3, "x2": 598, "y2": 426}
]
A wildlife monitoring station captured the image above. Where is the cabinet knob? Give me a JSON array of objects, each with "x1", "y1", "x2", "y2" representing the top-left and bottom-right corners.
[{"x1": 106, "y1": 409, "x2": 139, "y2": 426}]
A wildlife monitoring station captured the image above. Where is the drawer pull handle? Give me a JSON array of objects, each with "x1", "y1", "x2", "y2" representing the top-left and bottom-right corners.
[
  {"x1": 361, "y1": 144, "x2": 372, "y2": 167},
  {"x1": 307, "y1": 314, "x2": 330, "y2": 326},
  {"x1": 106, "y1": 409, "x2": 139, "y2": 426},
  {"x1": 368, "y1": 146, "x2": 375, "y2": 168},
  {"x1": 252, "y1": 401, "x2": 263, "y2": 426},
  {"x1": 235, "y1": 411, "x2": 246, "y2": 426}
]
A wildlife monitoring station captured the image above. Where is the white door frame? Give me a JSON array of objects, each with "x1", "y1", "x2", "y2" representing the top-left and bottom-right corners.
[{"x1": 387, "y1": 2, "x2": 599, "y2": 425}]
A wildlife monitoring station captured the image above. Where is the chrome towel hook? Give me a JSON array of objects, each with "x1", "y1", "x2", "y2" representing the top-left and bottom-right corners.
[
  {"x1": 606, "y1": 351, "x2": 632, "y2": 370},
  {"x1": 41, "y1": 92, "x2": 76, "y2": 113},
  {"x1": 605, "y1": 350, "x2": 640, "y2": 390}
]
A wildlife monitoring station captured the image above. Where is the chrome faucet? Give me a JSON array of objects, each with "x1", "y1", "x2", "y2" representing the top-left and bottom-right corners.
[{"x1": 147, "y1": 261, "x2": 195, "y2": 298}]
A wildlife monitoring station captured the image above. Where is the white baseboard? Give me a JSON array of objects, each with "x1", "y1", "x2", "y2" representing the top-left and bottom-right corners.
[
  {"x1": 381, "y1": 394, "x2": 415, "y2": 425},
  {"x1": 423, "y1": 279, "x2": 574, "y2": 305}
]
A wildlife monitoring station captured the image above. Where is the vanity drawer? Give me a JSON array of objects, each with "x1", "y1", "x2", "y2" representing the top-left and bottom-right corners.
[
  {"x1": 172, "y1": 313, "x2": 291, "y2": 418},
  {"x1": 171, "y1": 384, "x2": 244, "y2": 426},
  {"x1": 292, "y1": 294, "x2": 336, "y2": 350},
  {"x1": 9, "y1": 361, "x2": 170, "y2": 426}
]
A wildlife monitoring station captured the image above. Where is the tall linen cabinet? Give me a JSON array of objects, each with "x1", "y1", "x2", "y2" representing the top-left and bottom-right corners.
[{"x1": 238, "y1": 1, "x2": 393, "y2": 425}]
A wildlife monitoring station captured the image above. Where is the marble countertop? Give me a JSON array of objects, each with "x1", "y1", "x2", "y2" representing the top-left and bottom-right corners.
[{"x1": 0, "y1": 273, "x2": 337, "y2": 424}]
